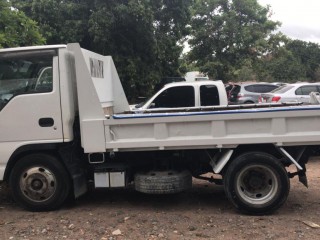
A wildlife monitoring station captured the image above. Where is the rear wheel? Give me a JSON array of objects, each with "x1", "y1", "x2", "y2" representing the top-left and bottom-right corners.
[
  {"x1": 9, "y1": 153, "x2": 71, "y2": 211},
  {"x1": 224, "y1": 152, "x2": 289, "y2": 215}
]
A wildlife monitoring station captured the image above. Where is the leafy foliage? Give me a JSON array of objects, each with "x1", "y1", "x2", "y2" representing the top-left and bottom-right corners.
[
  {"x1": 286, "y1": 40, "x2": 320, "y2": 81},
  {"x1": 188, "y1": 0, "x2": 279, "y2": 80},
  {"x1": 256, "y1": 38, "x2": 320, "y2": 83},
  {"x1": 88, "y1": 0, "x2": 158, "y2": 100},
  {"x1": 10, "y1": 0, "x2": 92, "y2": 48},
  {"x1": 10, "y1": 0, "x2": 192, "y2": 101},
  {"x1": 186, "y1": 0, "x2": 320, "y2": 83},
  {"x1": 5, "y1": 0, "x2": 320, "y2": 97},
  {"x1": 0, "y1": 0, "x2": 44, "y2": 48}
]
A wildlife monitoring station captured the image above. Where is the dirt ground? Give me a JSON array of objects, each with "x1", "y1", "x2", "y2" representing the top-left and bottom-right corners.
[{"x1": 1, "y1": 158, "x2": 320, "y2": 240}]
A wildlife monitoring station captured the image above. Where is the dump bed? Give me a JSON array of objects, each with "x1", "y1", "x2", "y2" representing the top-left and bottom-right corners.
[
  {"x1": 105, "y1": 105, "x2": 320, "y2": 152},
  {"x1": 68, "y1": 44, "x2": 320, "y2": 153}
]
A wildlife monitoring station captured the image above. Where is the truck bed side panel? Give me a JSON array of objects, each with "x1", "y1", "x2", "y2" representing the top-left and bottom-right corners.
[{"x1": 105, "y1": 106, "x2": 320, "y2": 151}]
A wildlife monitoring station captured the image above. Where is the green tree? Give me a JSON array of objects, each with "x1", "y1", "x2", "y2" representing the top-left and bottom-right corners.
[
  {"x1": 286, "y1": 40, "x2": 320, "y2": 81},
  {"x1": 233, "y1": 59, "x2": 256, "y2": 81},
  {"x1": 253, "y1": 33, "x2": 289, "y2": 82},
  {"x1": 11, "y1": 0, "x2": 92, "y2": 48},
  {"x1": 264, "y1": 48, "x2": 306, "y2": 82},
  {"x1": 11, "y1": 0, "x2": 192, "y2": 101},
  {"x1": 89, "y1": 0, "x2": 192, "y2": 100},
  {"x1": 88, "y1": 0, "x2": 158, "y2": 100},
  {"x1": 151, "y1": 0, "x2": 192, "y2": 78},
  {"x1": 188, "y1": 0, "x2": 280, "y2": 80},
  {"x1": 0, "y1": 0, "x2": 44, "y2": 48},
  {"x1": 255, "y1": 38, "x2": 320, "y2": 83}
]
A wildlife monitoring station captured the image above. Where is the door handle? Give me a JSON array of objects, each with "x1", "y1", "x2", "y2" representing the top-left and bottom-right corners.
[{"x1": 39, "y1": 118, "x2": 54, "y2": 127}]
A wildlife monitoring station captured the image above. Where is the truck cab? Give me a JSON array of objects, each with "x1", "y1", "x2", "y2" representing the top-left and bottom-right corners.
[{"x1": 132, "y1": 80, "x2": 228, "y2": 111}]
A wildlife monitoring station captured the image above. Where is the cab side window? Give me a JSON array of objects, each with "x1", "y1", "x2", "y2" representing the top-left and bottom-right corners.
[
  {"x1": 0, "y1": 50, "x2": 55, "y2": 111},
  {"x1": 151, "y1": 86, "x2": 195, "y2": 108},
  {"x1": 200, "y1": 85, "x2": 220, "y2": 106},
  {"x1": 34, "y1": 67, "x2": 53, "y2": 92},
  {"x1": 295, "y1": 86, "x2": 319, "y2": 95}
]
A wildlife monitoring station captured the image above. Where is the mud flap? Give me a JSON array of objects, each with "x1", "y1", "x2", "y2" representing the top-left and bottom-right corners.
[
  {"x1": 298, "y1": 171, "x2": 308, "y2": 188},
  {"x1": 288, "y1": 167, "x2": 308, "y2": 188},
  {"x1": 58, "y1": 142, "x2": 88, "y2": 199}
]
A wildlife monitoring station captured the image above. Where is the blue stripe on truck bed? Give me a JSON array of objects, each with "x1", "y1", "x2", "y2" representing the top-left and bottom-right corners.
[{"x1": 113, "y1": 106, "x2": 320, "y2": 119}]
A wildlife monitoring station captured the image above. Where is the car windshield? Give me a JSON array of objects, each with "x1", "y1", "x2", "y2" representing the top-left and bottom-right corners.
[{"x1": 271, "y1": 85, "x2": 294, "y2": 93}]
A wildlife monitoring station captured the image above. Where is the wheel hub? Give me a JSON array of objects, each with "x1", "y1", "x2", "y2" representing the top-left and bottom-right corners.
[
  {"x1": 246, "y1": 171, "x2": 266, "y2": 190},
  {"x1": 20, "y1": 167, "x2": 56, "y2": 202},
  {"x1": 31, "y1": 178, "x2": 44, "y2": 190},
  {"x1": 237, "y1": 165, "x2": 278, "y2": 205}
]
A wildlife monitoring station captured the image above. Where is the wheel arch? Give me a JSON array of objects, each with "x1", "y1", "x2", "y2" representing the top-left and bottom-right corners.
[
  {"x1": 9, "y1": 152, "x2": 72, "y2": 211},
  {"x1": 4, "y1": 142, "x2": 88, "y2": 199},
  {"x1": 219, "y1": 144, "x2": 283, "y2": 175},
  {"x1": 3, "y1": 143, "x2": 61, "y2": 182},
  {"x1": 232, "y1": 144, "x2": 282, "y2": 159}
]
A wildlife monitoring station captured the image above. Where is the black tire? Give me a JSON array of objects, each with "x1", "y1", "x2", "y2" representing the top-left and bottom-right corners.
[
  {"x1": 224, "y1": 152, "x2": 290, "y2": 215},
  {"x1": 244, "y1": 101, "x2": 254, "y2": 104},
  {"x1": 9, "y1": 153, "x2": 71, "y2": 211},
  {"x1": 134, "y1": 170, "x2": 192, "y2": 194}
]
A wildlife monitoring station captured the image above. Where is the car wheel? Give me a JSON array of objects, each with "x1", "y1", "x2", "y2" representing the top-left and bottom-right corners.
[
  {"x1": 9, "y1": 153, "x2": 71, "y2": 211},
  {"x1": 224, "y1": 152, "x2": 290, "y2": 215}
]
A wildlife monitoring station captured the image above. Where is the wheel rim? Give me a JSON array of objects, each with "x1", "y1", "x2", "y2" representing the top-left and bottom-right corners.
[
  {"x1": 236, "y1": 164, "x2": 278, "y2": 205},
  {"x1": 19, "y1": 167, "x2": 57, "y2": 202}
]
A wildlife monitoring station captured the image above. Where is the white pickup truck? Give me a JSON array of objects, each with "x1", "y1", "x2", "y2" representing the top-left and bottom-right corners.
[
  {"x1": 131, "y1": 80, "x2": 228, "y2": 111},
  {"x1": 0, "y1": 43, "x2": 319, "y2": 215}
]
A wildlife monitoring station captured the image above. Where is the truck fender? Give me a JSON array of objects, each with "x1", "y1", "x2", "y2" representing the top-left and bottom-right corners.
[{"x1": 4, "y1": 143, "x2": 87, "y2": 199}]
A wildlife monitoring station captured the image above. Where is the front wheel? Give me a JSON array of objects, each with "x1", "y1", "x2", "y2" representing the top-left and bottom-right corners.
[
  {"x1": 224, "y1": 152, "x2": 290, "y2": 215},
  {"x1": 9, "y1": 154, "x2": 71, "y2": 211}
]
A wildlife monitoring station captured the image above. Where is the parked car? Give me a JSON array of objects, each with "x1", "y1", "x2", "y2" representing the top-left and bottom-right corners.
[
  {"x1": 228, "y1": 83, "x2": 279, "y2": 104},
  {"x1": 260, "y1": 83, "x2": 320, "y2": 104}
]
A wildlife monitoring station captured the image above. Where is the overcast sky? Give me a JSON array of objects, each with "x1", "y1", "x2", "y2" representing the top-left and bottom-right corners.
[{"x1": 258, "y1": 0, "x2": 320, "y2": 44}]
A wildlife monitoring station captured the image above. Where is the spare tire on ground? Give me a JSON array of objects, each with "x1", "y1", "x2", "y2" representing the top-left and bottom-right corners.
[{"x1": 134, "y1": 170, "x2": 192, "y2": 194}]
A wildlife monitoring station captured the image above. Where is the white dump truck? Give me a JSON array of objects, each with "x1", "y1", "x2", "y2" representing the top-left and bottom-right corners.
[{"x1": 0, "y1": 43, "x2": 319, "y2": 215}]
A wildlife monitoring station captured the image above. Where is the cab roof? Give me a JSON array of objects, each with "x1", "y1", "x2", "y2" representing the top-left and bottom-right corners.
[
  {"x1": 164, "y1": 80, "x2": 223, "y2": 88},
  {"x1": 0, "y1": 45, "x2": 67, "y2": 53}
]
